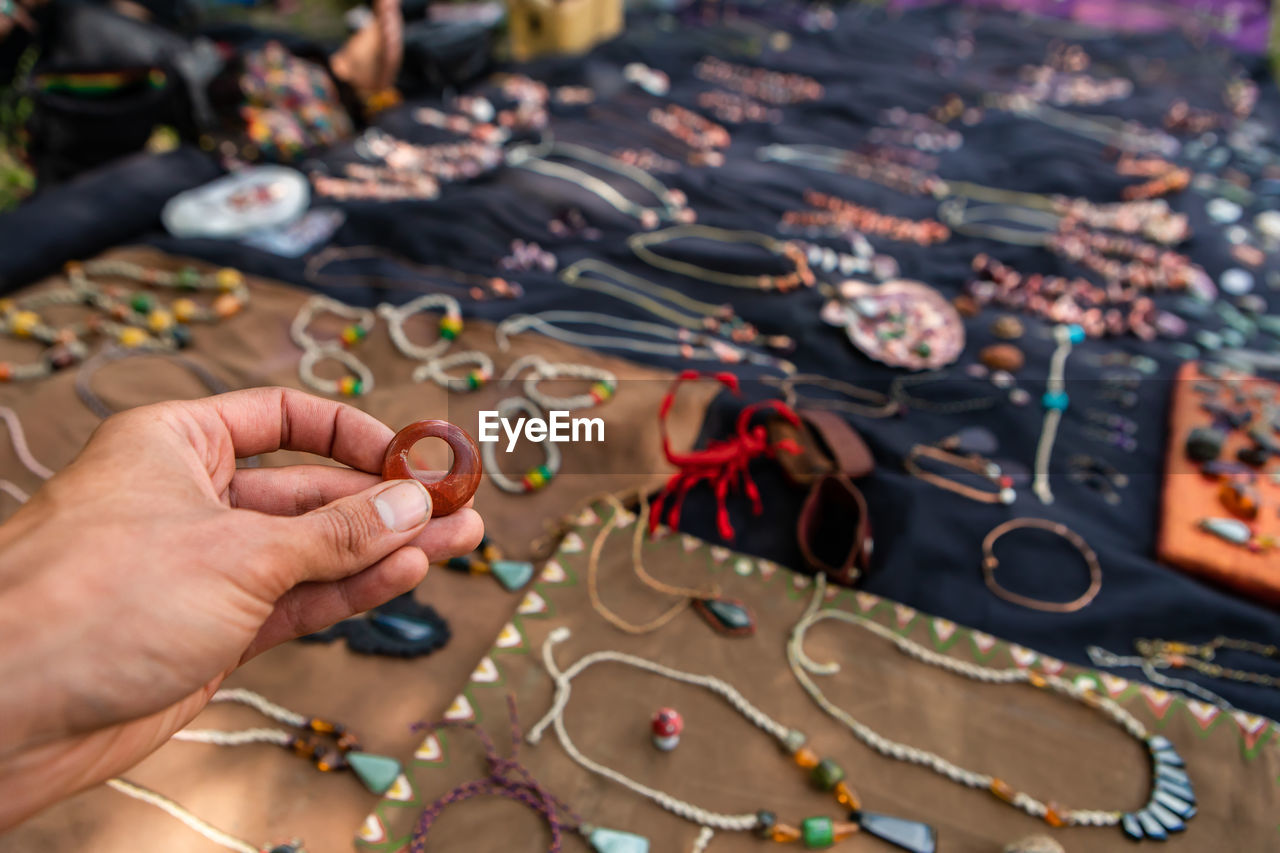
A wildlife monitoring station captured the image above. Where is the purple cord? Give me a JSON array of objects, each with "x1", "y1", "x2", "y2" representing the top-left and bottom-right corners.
[{"x1": 408, "y1": 696, "x2": 583, "y2": 853}]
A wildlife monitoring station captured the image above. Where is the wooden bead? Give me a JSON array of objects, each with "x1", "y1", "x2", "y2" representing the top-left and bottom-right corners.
[
  {"x1": 382, "y1": 420, "x2": 483, "y2": 517},
  {"x1": 793, "y1": 747, "x2": 820, "y2": 769},
  {"x1": 979, "y1": 344, "x2": 1025, "y2": 373}
]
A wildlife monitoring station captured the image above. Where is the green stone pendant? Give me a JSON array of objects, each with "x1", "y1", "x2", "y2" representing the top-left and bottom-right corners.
[
  {"x1": 346, "y1": 752, "x2": 402, "y2": 795},
  {"x1": 587, "y1": 827, "x2": 650, "y2": 853},
  {"x1": 490, "y1": 559, "x2": 535, "y2": 592}
]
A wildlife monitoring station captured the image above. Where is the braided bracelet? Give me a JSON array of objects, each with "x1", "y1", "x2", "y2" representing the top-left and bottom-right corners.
[
  {"x1": 412, "y1": 350, "x2": 495, "y2": 392},
  {"x1": 291, "y1": 296, "x2": 376, "y2": 397},
  {"x1": 480, "y1": 397, "x2": 562, "y2": 494},
  {"x1": 981, "y1": 518, "x2": 1102, "y2": 612},
  {"x1": 502, "y1": 354, "x2": 617, "y2": 412},
  {"x1": 377, "y1": 294, "x2": 463, "y2": 362},
  {"x1": 299, "y1": 345, "x2": 375, "y2": 397}
]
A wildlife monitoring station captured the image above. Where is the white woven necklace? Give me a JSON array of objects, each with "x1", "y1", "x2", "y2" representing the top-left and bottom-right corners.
[{"x1": 789, "y1": 576, "x2": 1196, "y2": 843}]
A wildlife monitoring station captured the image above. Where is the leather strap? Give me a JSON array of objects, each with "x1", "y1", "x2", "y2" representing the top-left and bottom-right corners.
[
  {"x1": 768, "y1": 408, "x2": 875, "y2": 485},
  {"x1": 796, "y1": 473, "x2": 873, "y2": 586}
]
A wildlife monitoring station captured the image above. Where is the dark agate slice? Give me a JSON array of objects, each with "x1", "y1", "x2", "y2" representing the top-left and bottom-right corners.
[
  {"x1": 692, "y1": 597, "x2": 756, "y2": 637},
  {"x1": 855, "y1": 811, "x2": 938, "y2": 853},
  {"x1": 383, "y1": 420, "x2": 482, "y2": 516},
  {"x1": 300, "y1": 593, "x2": 450, "y2": 658}
]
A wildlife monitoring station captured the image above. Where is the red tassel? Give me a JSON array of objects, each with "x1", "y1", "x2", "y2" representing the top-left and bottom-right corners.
[{"x1": 652, "y1": 371, "x2": 802, "y2": 542}]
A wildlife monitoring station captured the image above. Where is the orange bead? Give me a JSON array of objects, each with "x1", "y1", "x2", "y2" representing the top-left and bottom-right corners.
[
  {"x1": 832, "y1": 822, "x2": 861, "y2": 842},
  {"x1": 0, "y1": 363, "x2": 11, "y2": 382},
  {"x1": 770, "y1": 825, "x2": 802, "y2": 843},
  {"x1": 1044, "y1": 804, "x2": 1067, "y2": 827},
  {"x1": 213, "y1": 294, "x2": 242, "y2": 318},
  {"x1": 834, "y1": 781, "x2": 861, "y2": 810},
  {"x1": 793, "y1": 747, "x2": 820, "y2": 769},
  {"x1": 1028, "y1": 672, "x2": 1047, "y2": 688},
  {"x1": 990, "y1": 779, "x2": 1016, "y2": 803}
]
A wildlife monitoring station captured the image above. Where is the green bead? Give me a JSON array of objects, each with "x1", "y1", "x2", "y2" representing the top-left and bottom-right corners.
[
  {"x1": 440, "y1": 327, "x2": 457, "y2": 341},
  {"x1": 130, "y1": 293, "x2": 153, "y2": 313},
  {"x1": 810, "y1": 758, "x2": 845, "y2": 791},
  {"x1": 351, "y1": 379, "x2": 364, "y2": 396},
  {"x1": 914, "y1": 341, "x2": 931, "y2": 357},
  {"x1": 466, "y1": 371, "x2": 481, "y2": 390},
  {"x1": 801, "y1": 816, "x2": 835, "y2": 849},
  {"x1": 536, "y1": 464, "x2": 552, "y2": 481},
  {"x1": 177, "y1": 267, "x2": 200, "y2": 289}
]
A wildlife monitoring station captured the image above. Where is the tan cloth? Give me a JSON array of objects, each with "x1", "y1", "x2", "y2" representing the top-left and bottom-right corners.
[
  {"x1": 358, "y1": 499, "x2": 1280, "y2": 853},
  {"x1": 0, "y1": 247, "x2": 716, "y2": 852}
]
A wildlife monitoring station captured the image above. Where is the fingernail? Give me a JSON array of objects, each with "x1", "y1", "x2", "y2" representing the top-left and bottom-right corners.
[{"x1": 374, "y1": 480, "x2": 432, "y2": 532}]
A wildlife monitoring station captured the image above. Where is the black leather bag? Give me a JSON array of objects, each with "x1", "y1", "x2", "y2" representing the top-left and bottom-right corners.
[{"x1": 26, "y1": 3, "x2": 219, "y2": 184}]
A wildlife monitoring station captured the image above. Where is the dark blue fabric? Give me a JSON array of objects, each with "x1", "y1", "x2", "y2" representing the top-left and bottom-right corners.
[{"x1": 4, "y1": 5, "x2": 1280, "y2": 716}]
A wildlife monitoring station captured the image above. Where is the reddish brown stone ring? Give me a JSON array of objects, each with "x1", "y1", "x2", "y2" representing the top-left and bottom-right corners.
[{"x1": 382, "y1": 420, "x2": 483, "y2": 517}]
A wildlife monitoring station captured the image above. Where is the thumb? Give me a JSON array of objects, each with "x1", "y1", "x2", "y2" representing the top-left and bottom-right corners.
[{"x1": 274, "y1": 478, "x2": 433, "y2": 585}]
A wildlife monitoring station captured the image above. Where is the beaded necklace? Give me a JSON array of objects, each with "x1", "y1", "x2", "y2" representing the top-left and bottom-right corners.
[
  {"x1": 528, "y1": 628, "x2": 937, "y2": 852},
  {"x1": 105, "y1": 778, "x2": 303, "y2": 853},
  {"x1": 629, "y1": 225, "x2": 814, "y2": 292},
  {"x1": 757, "y1": 143, "x2": 946, "y2": 197},
  {"x1": 697, "y1": 89, "x2": 781, "y2": 124},
  {"x1": 74, "y1": 347, "x2": 234, "y2": 418},
  {"x1": 1132, "y1": 637, "x2": 1280, "y2": 690},
  {"x1": 1032, "y1": 324, "x2": 1083, "y2": 505},
  {"x1": 559, "y1": 258, "x2": 794, "y2": 351},
  {"x1": 763, "y1": 374, "x2": 899, "y2": 419},
  {"x1": 0, "y1": 260, "x2": 248, "y2": 383},
  {"x1": 496, "y1": 311, "x2": 795, "y2": 375},
  {"x1": 693, "y1": 56, "x2": 824, "y2": 105},
  {"x1": 506, "y1": 138, "x2": 694, "y2": 229},
  {"x1": 585, "y1": 493, "x2": 755, "y2": 637},
  {"x1": 941, "y1": 199, "x2": 1204, "y2": 298},
  {"x1": 789, "y1": 576, "x2": 1196, "y2": 843},
  {"x1": 646, "y1": 103, "x2": 731, "y2": 167},
  {"x1": 781, "y1": 190, "x2": 951, "y2": 246},
  {"x1": 170, "y1": 688, "x2": 403, "y2": 794},
  {"x1": 303, "y1": 246, "x2": 522, "y2": 301}
]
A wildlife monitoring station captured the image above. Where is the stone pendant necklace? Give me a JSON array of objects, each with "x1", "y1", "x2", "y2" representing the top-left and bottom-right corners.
[
  {"x1": 789, "y1": 576, "x2": 1196, "y2": 843},
  {"x1": 587, "y1": 494, "x2": 757, "y2": 637},
  {"x1": 529, "y1": 628, "x2": 938, "y2": 852}
]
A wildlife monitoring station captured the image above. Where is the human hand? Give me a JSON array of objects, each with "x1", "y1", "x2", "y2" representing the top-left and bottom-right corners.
[{"x1": 0, "y1": 387, "x2": 483, "y2": 828}]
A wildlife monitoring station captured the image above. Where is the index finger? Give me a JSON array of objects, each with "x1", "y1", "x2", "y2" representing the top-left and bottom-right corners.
[{"x1": 182, "y1": 387, "x2": 394, "y2": 473}]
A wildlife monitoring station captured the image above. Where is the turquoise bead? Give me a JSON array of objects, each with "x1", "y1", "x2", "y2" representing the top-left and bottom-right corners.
[
  {"x1": 491, "y1": 559, "x2": 534, "y2": 592},
  {"x1": 588, "y1": 827, "x2": 650, "y2": 853},
  {"x1": 346, "y1": 751, "x2": 402, "y2": 795},
  {"x1": 1066, "y1": 324, "x2": 1085, "y2": 344},
  {"x1": 1041, "y1": 390, "x2": 1069, "y2": 411}
]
